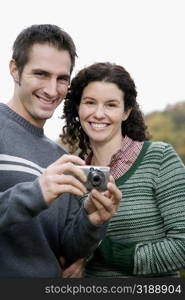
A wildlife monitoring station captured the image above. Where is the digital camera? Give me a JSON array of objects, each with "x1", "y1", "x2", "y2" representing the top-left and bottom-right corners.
[{"x1": 78, "y1": 165, "x2": 110, "y2": 192}]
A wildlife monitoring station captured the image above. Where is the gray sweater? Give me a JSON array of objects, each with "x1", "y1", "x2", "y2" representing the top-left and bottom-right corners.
[{"x1": 0, "y1": 103, "x2": 107, "y2": 277}]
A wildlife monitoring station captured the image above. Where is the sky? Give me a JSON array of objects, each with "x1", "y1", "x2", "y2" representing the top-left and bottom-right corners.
[{"x1": 1, "y1": 0, "x2": 185, "y2": 141}]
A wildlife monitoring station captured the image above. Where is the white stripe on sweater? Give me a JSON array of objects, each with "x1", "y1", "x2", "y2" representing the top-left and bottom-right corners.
[
  {"x1": 0, "y1": 164, "x2": 43, "y2": 177},
  {"x1": 0, "y1": 154, "x2": 45, "y2": 173}
]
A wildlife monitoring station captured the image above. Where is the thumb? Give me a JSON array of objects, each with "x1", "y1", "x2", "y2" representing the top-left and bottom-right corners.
[{"x1": 59, "y1": 256, "x2": 66, "y2": 267}]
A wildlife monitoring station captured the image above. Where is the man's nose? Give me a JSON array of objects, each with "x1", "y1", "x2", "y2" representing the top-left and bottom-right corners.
[{"x1": 43, "y1": 79, "x2": 58, "y2": 98}]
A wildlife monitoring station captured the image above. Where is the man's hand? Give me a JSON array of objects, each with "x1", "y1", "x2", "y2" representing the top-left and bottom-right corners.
[
  {"x1": 38, "y1": 154, "x2": 87, "y2": 205},
  {"x1": 84, "y1": 176, "x2": 121, "y2": 225},
  {"x1": 60, "y1": 256, "x2": 85, "y2": 278}
]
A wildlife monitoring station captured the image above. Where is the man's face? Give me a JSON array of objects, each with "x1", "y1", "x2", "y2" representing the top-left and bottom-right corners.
[{"x1": 10, "y1": 43, "x2": 71, "y2": 128}]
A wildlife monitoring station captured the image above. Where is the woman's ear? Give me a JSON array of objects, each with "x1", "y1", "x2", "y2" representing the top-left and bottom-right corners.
[
  {"x1": 122, "y1": 108, "x2": 132, "y2": 121},
  {"x1": 9, "y1": 59, "x2": 20, "y2": 84}
]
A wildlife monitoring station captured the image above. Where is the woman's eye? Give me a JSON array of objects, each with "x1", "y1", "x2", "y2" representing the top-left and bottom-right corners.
[
  {"x1": 107, "y1": 103, "x2": 117, "y2": 107},
  {"x1": 85, "y1": 101, "x2": 95, "y2": 105}
]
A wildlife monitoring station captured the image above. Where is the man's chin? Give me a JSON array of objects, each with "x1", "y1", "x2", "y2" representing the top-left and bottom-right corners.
[{"x1": 39, "y1": 110, "x2": 54, "y2": 121}]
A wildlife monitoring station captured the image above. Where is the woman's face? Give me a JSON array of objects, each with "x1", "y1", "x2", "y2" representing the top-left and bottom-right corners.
[{"x1": 78, "y1": 81, "x2": 130, "y2": 145}]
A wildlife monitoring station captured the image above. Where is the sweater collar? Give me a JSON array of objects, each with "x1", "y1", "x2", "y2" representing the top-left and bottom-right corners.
[{"x1": 0, "y1": 103, "x2": 44, "y2": 137}]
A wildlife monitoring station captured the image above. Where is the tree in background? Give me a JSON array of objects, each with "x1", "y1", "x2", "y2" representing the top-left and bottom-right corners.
[{"x1": 145, "y1": 101, "x2": 185, "y2": 164}]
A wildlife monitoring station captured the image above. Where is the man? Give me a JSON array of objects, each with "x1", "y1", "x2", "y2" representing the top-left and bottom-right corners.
[{"x1": 0, "y1": 24, "x2": 121, "y2": 277}]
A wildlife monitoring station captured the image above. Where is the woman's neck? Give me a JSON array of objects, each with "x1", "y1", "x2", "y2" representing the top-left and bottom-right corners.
[{"x1": 90, "y1": 138, "x2": 123, "y2": 166}]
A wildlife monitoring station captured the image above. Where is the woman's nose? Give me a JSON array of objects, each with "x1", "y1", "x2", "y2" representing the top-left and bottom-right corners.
[{"x1": 93, "y1": 105, "x2": 105, "y2": 118}]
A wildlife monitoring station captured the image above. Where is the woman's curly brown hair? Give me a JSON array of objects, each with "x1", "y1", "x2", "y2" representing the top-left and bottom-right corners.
[{"x1": 60, "y1": 62, "x2": 150, "y2": 159}]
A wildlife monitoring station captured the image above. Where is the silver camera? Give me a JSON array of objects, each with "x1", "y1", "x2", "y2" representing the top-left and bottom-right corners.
[{"x1": 78, "y1": 165, "x2": 110, "y2": 192}]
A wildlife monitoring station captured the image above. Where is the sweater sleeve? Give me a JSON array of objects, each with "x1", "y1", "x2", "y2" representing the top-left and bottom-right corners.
[
  {"x1": 61, "y1": 194, "x2": 108, "y2": 264},
  {"x1": 92, "y1": 236, "x2": 136, "y2": 274},
  {"x1": 133, "y1": 144, "x2": 185, "y2": 275},
  {"x1": 90, "y1": 144, "x2": 185, "y2": 276},
  {"x1": 0, "y1": 179, "x2": 48, "y2": 231}
]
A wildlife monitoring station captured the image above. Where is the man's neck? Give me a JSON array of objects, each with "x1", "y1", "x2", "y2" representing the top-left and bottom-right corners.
[{"x1": 7, "y1": 98, "x2": 45, "y2": 128}]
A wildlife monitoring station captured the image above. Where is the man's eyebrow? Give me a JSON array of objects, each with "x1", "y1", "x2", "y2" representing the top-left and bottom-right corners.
[
  {"x1": 32, "y1": 68, "x2": 49, "y2": 74},
  {"x1": 31, "y1": 69, "x2": 70, "y2": 79},
  {"x1": 58, "y1": 74, "x2": 70, "y2": 80}
]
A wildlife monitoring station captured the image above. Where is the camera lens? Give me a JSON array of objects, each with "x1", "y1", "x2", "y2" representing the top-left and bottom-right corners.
[
  {"x1": 88, "y1": 168, "x2": 105, "y2": 190},
  {"x1": 92, "y1": 174, "x2": 101, "y2": 184}
]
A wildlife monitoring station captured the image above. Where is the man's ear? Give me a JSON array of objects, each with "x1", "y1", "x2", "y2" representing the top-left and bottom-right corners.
[
  {"x1": 122, "y1": 108, "x2": 132, "y2": 121},
  {"x1": 9, "y1": 59, "x2": 20, "y2": 84}
]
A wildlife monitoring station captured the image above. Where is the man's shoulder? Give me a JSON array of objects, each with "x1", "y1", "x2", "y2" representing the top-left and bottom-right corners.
[
  {"x1": 43, "y1": 135, "x2": 67, "y2": 155},
  {"x1": 0, "y1": 104, "x2": 8, "y2": 122},
  {"x1": 0, "y1": 107, "x2": 11, "y2": 137}
]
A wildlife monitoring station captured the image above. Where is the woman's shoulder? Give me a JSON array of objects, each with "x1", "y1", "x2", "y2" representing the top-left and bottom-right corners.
[
  {"x1": 144, "y1": 140, "x2": 182, "y2": 163},
  {"x1": 145, "y1": 140, "x2": 174, "y2": 152}
]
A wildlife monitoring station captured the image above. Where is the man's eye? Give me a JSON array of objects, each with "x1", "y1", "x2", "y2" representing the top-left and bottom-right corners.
[
  {"x1": 58, "y1": 77, "x2": 70, "y2": 84},
  {"x1": 35, "y1": 72, "x2": 45, "y2": 76}
]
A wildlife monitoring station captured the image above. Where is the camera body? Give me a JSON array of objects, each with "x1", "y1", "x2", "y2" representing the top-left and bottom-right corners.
[{"x1": 78, "y1": 165, "x2": 110, "y2": 192}]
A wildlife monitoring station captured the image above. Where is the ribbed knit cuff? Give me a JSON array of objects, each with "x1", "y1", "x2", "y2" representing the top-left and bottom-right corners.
[{"x1": 94, "y1": 236, "x2": 136, "y2": 274}]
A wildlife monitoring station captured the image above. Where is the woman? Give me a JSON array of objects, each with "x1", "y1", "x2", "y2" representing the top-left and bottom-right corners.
[{"x1": 61, "y1": 62, "x2": 185, "y2": 277}]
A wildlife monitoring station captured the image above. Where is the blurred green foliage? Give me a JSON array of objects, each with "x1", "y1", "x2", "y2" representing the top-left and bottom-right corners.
[{"x1": 145, "y1": 101, "x2": 185, "y2": 164}]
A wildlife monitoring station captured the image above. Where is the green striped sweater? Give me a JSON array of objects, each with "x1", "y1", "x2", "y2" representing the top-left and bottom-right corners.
[{"x1": 82, "y1": 141, "x2": 185, "y2": 277}]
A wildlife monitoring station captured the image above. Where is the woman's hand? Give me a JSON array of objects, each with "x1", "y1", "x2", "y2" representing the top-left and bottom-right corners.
[
  {"x1": 84, "y1": 175, "x2": 121, "y2": 224},
  {"x1": 60, "y1": 256, "x2": 85, "y2": 278}
]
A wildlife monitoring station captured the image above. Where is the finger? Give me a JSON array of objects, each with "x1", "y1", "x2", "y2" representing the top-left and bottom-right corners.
[
  {"x1": 84, "y1": 195, "x2": 96, "y2": 214},
  {"x1": 62, "y1": 270, "x2": 72, "y2": 278},
  {"x1": 63, "y1": 270, "x2": 83, "y2": 278},
  {"x1": 56, "y1": 184, "x2": 86, "y2": 196},
  {"x1": 62, "y1": 258, "x2": 85, "y2": 278},
  {"x1": 57, "y1": 154, "x2": 86, "y2": 166},
  {"x1": 90, "y1": 189, "x2": 114, "y2": 213},
  {"x1": 69, "y1": 271, "x2": 83, "y2": 278},
  {"x1": 43, "y1": 173, "x2": 87, "y2": 195},
  {"x1": 90, "y1": 199, "x2": 113, "y2": 223},
  {"x1": 57, "y1": 174, "x2": 87, "y2": 194},
  {"x1": 108, "y1": 175, "x2": 115, "y2": 184},
  {"x1": 107, "y1": 182, "x2": 122, "y2": 208},
  {"x1": 59, "y1": 256, "x2": 66, "y2": 267},
  {"x1": 63, "y1": 265, "x2": 83, "y2": 278},
  {"x1": 103, "y1": 190, "x2": 111, "y2": 198},
  {"x1": 56, "y1": 163, "x2": 87, "y2": 182}
]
